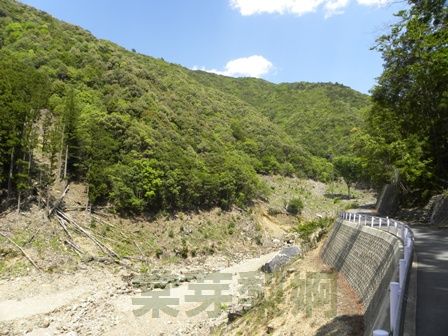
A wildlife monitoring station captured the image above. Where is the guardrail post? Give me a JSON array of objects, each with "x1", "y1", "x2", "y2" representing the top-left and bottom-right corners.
[
  {"x1": 349, "y1": 213, "x2": 352, "y2": 221},
  {"x1": 368, "y1": 219, "x2": 413, "y2": 336},
  {"x1": 359, "y1": 214, "x2": 361, "y2": 224},
  {"x1": 364, "y1": 216, "x2": 367, "y2": 225},
  {"x1": 390, "y1": 282, "x2": 400, "y2": 332},
  {"x1": 404, "y1": 237, "x2": 412, "y2": 264},
  {"x1": 399, "y1": 259, "x2": 406, "y2": 288}
]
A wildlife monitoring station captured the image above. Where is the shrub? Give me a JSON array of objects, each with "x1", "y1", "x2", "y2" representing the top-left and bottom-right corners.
[
  {"x1": 267, "y1": 206, "x2": 283, "y2": 216},
  {"x1": 344, "y1": 201, "x2": 360, "y2": 210},
  {"x1": 227, "y1": 221, "x2": 236, "y2": 235},
  {"x1": 286, "y1": 197, "x2": 304, "y2": 215},
  {"x1": 168, "y1": 229, "x2": 174, "y2": 238},
  {"x1": 295, "y1": 217, "x2": 334, "y2": 241}
]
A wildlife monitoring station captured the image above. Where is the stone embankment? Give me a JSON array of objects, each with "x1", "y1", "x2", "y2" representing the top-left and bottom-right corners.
[{"x1": 321, "y1": 218, "x2": 401, "y2": 335}]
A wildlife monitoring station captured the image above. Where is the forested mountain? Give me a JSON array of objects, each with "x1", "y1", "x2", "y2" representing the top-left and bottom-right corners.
[
  {"x1": 0, "y1": 0, "x2": 369, "y2": 213},
  {"x1": 190, "y1": 73, "x2": 370, "y2": 158}
]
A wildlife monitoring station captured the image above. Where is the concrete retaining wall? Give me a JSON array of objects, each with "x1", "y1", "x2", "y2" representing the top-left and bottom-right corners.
[{"x1": 321, "y1": 219, "x2": 401, "y2": 335}]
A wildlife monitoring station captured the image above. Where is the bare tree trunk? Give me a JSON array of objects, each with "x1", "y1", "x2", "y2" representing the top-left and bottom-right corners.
[
  {"x1": 17, "y1": 191, "x2": 21, "y2": 214},
  {"x1": 38, "y1": 170, "x2": 42, "y2": 208},
  {"x1": 58, "y1": 124, "x2": 65, "y2": 181},
  {"x1": 63, "y1": 145, "x2": 68, "y2": 180},
  {"x1": 7, "y1": 147, "x2": 15, "y2": 199},
  {"x1": 85, "y1": 183, "x2": 90, "y2": 213},
  {"x1": 28, "y1": 150, "x2": 32, "y2": 177},
  {"x1": 45, "y1": 188, "x2": 50, "y2": 219}
]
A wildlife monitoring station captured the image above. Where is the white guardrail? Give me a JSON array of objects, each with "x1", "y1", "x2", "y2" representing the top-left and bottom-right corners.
[{"x1": 339, "y1": 212, "x2": 414, "y2": 336}]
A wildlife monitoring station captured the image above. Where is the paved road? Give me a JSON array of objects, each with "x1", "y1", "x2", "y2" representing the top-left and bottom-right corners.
[{"x1": 413, "y1": 227, "x2": 448, "y2": 336}]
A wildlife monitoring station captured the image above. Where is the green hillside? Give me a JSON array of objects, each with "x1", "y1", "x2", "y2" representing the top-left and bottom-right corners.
[
  {"x1": 190, "y1": 72, "x2": 371, "y2": 158},
  {"x1": 0, "y1": 0, "x2": 368, "y2": 213}
]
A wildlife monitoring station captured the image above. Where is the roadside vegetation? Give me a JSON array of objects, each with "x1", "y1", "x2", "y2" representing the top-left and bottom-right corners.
[{"x1": 346, "y1": 0, "x2": 447, "y2": 204}]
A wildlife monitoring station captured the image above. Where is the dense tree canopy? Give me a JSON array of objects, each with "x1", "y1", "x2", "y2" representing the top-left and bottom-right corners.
[
  {"x1": 333, "y1": 155, "x2": 363, "y2": 197},
  {"x1": 0, "y1": 55, "x2": 49, "y2": 199},
  {"x1": 355, "y1": 0, "x2": 447, "y2": 199},
  {"x1": 190, "y1": 73, "x2": 371, "y2": 160}
]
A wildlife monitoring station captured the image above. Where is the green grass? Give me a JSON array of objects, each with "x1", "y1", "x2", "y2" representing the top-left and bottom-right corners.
[
  {"x1": 0, "y1": 259, "x2": 29, "y2": 277},
  {"x1": 294, "y1": 217, "x2": 334, "y2": 242}
]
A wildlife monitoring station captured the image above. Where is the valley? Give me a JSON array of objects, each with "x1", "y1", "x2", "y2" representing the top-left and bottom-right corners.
[{"x1": 0, "y1": 0, "x2": 445, "y2": 335}]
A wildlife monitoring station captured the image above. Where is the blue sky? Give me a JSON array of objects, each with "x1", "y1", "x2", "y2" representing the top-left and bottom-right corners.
[{"x1": 20, "y1": 0, "x2": 407, "y2": 94}]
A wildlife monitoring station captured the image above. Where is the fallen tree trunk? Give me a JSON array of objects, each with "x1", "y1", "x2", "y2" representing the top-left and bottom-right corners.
[
  {"x1": 0, "y1": 232, "x2": 41, "y2": 271},
  {"x1": 48, "y1": 183, "x2": 70, "y2": 217},
  {"x1": 56, "y1": 210, "x2": 119, "y2": 259},
  {"x1": 64, "y1": 239, "x2": 83, "y2": 256},
  {"x1": 55, "y1": 215, "x2": 83, "y2": 255}
]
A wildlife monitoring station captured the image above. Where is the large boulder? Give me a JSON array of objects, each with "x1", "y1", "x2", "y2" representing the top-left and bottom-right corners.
[
  {"x1": 430, "y1": 195, "x2": 448, "y2": 227},
  {"x1": 261, "y1": 246, "x2": 301, "y2": 273},
  {"x1": 376, "y1": 184, "x2": 401, "y2": 216}
]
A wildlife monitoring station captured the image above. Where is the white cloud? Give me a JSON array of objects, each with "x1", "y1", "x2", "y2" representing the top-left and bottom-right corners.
[
  {"x1": 324, "y1": 0, "x2": 349, "y2": 17},
  {"x1": 356, "y1": 0, "x2": 390, "y2": 6},
  {"x1": 194, "y1": 55, "x2": 274, "y2": 78},
  {"x1": 230, "y1": 0, "x2": 391, "y2": 17},
  {"x1": 230, "y1": 0, "x2": 325, "y2": 16}
]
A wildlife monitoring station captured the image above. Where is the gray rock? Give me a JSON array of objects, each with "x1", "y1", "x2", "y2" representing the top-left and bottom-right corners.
[
  {"x1": 39, "y1": 319, "x2": 50, "y2": 328},
  {"x1": 81, "y1": 255, "x2": 94, "y2": 263},
  {"x1": 376, "y1": 184, "x2": 400, "y2": 216},
  {"x1": 261, "y1": 246, "x2": 301, "y2": 273},
  {"x1": 227, "y1": 301, "x2": 254, "y2": 322},
  {"x1": 132, "y1": 271, "x2": 196, "y2": 290},
  {"x1": 65, "y1": 332, "x2": 78, "y2": 336},
  {"x1": 430, "y1": 195, "x2": 448, "y2": 226}
]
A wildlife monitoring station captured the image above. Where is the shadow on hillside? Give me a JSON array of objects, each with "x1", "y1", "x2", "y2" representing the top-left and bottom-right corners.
[
  {"x1": 315, "y1": 314, "x2": 364, "y2": 336},
  {"x1": 324, "y1": 193, "x2": 353, "y2": 200},
  {"x1": 357, "y1": 203, "x2": 376, "y2": 210}
]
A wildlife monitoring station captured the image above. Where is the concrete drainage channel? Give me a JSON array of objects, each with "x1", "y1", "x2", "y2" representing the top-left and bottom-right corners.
[{"x1": 322, "y1": 212, "x2": 414, "y2": 336}]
